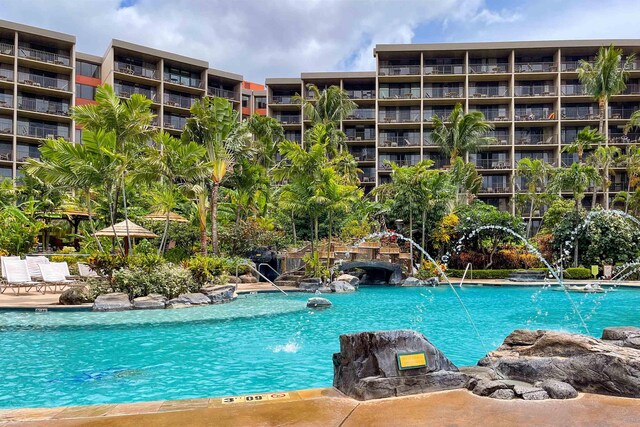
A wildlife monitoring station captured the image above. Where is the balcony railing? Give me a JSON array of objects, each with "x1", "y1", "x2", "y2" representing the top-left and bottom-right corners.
[
  {"x1": 114, "y1": 61, "x2": 158, "y2": 79},
  {"x1": 115, "y1": 84, "x2": 157, "y2": 102},
  {"x1": 469, "y1": 109, "x2": 510, "y2": 121},
  {"x1": 379, "y1": 65, "x2": 421, "y2": 76},
  {"x1": 514, "y1": 109, "x2": 556, "y2": 121},
  {"x1": 561, "y1": 108, "x2": 599, "y2": 120},
  {"x1": 274, "y1": 115, "x2": 301, "y2": 124},
  {"x1": 359, "y1": 174, "x2": 375, "y2": 183},
  {"x1": 424, "y1": 64, "x2": 464, "y2": 75},
  {"x1": 610, "y1": 182, "x2": 630, "y2": 192},
  {"x1": 350, "y1": 153, "x2": 376, "y2": 162},
  {"x1": 0, "y1": 42, "x2": 14, "y2": 56},
  {"x1": 208, "y1": 87, "x2": 236, "y2": 100},
  {"x1": 346, "y1": 132, "x2": 375, "y2": 141},
  {"x1": 0, "y1": 67, "x2": 13, "y2": 82},
  {"x1": 469, "y1": 63, "x2": 509, "y2": 74},
  {"x1": 480, "y1": 186, "x2": 511, "y2": 193},
  {"x1": 425, "y1": 88, "x2": 464, "y2": 98},
  {"x1": 15, "y1": 150, "x2": 40, "y2": 163},
  {"x1": 609, "y1": 108, "x2": 639, "y2": 119},
  {"x1": 379, "y1": 159, "x2": 417, "y2": 169},
  {"x1": 379, "y1": 112, "x2": 421, "y2": 123},
  {"x1": 164, "y1": 74, "x2": 202, "y2": 89},
  {"x1": 17, "y1": 122, "x2": 69, "y2": 139},
  {"x1": 474, "y1": 159, "x2": 511, "y2": 169},
  {"x1": 621, "y1": 83, "x2": 640, "y2": 95},
  {"x1": 270, "y1": 95, "x2": 299, "y2": 104},
  {"x1": 379, "y1": 90, "x2": 420, "y2": 99},
  {"x1": 18, "y1": 46, "x2": 70, "y2": 66},
  {"x1": 0, "y1": 93, "x2": 12, "y2": 108},
  {"x1": 486, "y1": 133, "x2": 510, "y2": 145},
  {"x1": 609, "y1": 132, "x2": 640, "y2": 144},
  {"x1": 561, "y1": 85, "x2": 588, "y2": 96},
  {"x1": 515, "y1": 62, "x2": 557, "y2": 73},
  {"x1": 515, "y1": 85, "x2": 556, "y2": 97},
  {"x1": 515, "y1": 134, "x2": 557, "y2": 145},
  {"x1": 469, "y1": 87, "x2": 509, "y2": 97},
  {"x1": 164, "y1": 92, "x2": 198, "y2": 109},
  {"x1": 163, "y1": 116, "x2": 187, "y2": 130},
  {"x1": 18, "y1": 97, "x2": 70, "y2": 116},
  {"x1": 424, "y1": 112, "x2": 454, "y2": 121},
  {"x1": 345, "y1": 110, "x2": 375, "y2": 120},
  {"x1": 379, "y1": 136, "x2": 421, "y2": 147},
  {"x1": 345, "y1": 89, "x2": 375, "y2": 99},
  {"x1": 18, "y1": 72, "x2": 70, "y2": 91},
  {"x1": 0, "y1": 118, "x2": 12, "y2": 134},
  {"x1": 284, "y1": 133, "x2": 302, "y2": 142}
]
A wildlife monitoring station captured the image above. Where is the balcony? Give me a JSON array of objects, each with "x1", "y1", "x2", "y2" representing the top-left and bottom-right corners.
[
  {"x1": 610, "y1": 132, "x2": 640, "y2": 144},
  {"x1": 17, "y1": 121, "x2": 69, "y2": 140},
  {"x1": 0, "y1": 117, "x2": 12, "y2": 134},
  {"x1": 379, "y1": 89, "x2": 420, "y2": 99},
  {"x1": 515, "y1": 134, "x2": 557, "y2": 145},
  {"x1": 115, "y1": 84, "x2": 157, "y2": 102},
  {"x1": 610, "y1": 182, "x2": 630, "y2": 192},
  {"x1": 469, "y1": 87, "x2": 509, "y2": 98},
  {"x1": 345, "y1": 89, "x2": 375, "y2": 99},
  {"x1": 515, "y1": 62, "x2": 557, "y2": 73},
  {"x1": 345, "y1": 131, "x2": 375, "y2": 141},
  {"x1": 609, "y1": 106, "x2": 639, "y2": 120},
  {"x1": 515, "y1": 108, "x2": 556, "y2": 121},
  {"x1": 284, "y1": 132, "x2": 301, "y2": 143},
  {"x1": 561, "y1": 84, "x2": 588, "y2": 96},
  {"x1": 486, "y1": 131, "x2": 510, "y2": 145},
  {"x1": 379, "y1": 65, "x2": 421, "y2": 76},
  {"x1": 0, "y1": 67, "x2": 13, "y2": 82},
  {"x1": 15, "y1": 146, "x2": 40, "y2": 163},
  {"x1": 379, "y1": 159, "x2": 417, "y2": 169},
  {"x1": 621, "y1": 83, "x2": 640, "y2": 95},
  {"x1": 561, "y1": 154, "x2": 579, "y2": 167},
  {"x1": 480, "y1": 186, "x2": 511, "y2": 194},
  {"x1": 469, "y1": 63, "x2": 509, "y2": 74},
  {"x1": 273, "y1": 115, "x2": 301, "y2": 124},
  {"x1": 208, "y1": 87, "x2": 236, "y2": 100},
  {"x1": 115, "y1": 61, "x2": 158, "y2": 80},
  {"x1": 425, "y1": 88, "x2": 464, "y2": 98},
  {"x1": 0, "y1": 93, "x2": 12, "y2": 108},
  {"x1": 379, "y1": 111, "x2": 421, "y2": 123},
  {"x1": 18, "y1": 45, "x2": 70, "y2": 66},
  {"x1": 469, "y1": 108, "x2": 510, "y2": 121},
  {"x1": 359, "y1": 174, "x2": 375, "y2": 184},
  {"x1": 0, "y1": 42, "x2": 14, "y2": 56},
  {"x1": 424, "y1": 110, "x2": 455, "y2": 121},
  {"x1": 164, "y1": 74, "x2": 202, "y2": 90},
  {"x1": 561, "y1": 107, "x2": 599, "y2": 120},
  {"x1": 424, "y1": 64, "x2": 464, "y2": 75},
  {"x1": 345, "y1": 110, "x2": 375, "y2": 120},
  {"x1": 350, "y1": 152, "x2": 376, "y2": 162},
  {"x1": 18, "y1": 97, "x2": 70, "y2": 116},
  {"x1": 379, "y1": 136, "x2": 421, "y2": 148},
  {"x1": 18, "y1": 72, "x2": 69, "y2": 91},
  {"x1": 270, "y1": 95, "x2": 299, "y2": 105},
  {"x1": 163, "y1": 115, "x2": 188, "y2": 131},
  {"x1": 164, "y1": 92, "x2": 198, "y2": 109},
  {"x1": 474, "y1": 158, "x2": 511, "y2": 169},
  {"x1": 515, "y1": 85, "x2": 556, "y2": 97}
]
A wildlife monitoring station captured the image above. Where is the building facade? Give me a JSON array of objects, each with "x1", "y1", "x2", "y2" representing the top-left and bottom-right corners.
[{"x1": 266, "y1": 40, "x2": 640, "y2": 224}]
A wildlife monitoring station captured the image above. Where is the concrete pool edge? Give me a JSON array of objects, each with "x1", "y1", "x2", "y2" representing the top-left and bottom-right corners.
[{"x1": 2, "y1": 388, "x2": 640, "y2": 426}]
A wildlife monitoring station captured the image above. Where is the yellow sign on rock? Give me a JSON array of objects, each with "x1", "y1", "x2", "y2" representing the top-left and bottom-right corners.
[{"x1": 397, "y1": 352, "x2": 428, "y2": 370}]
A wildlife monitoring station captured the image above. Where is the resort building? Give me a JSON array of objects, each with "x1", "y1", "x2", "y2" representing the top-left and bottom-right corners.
[
  {"x1": 0, "y1": 19, "x2": 264, "y2": 183},
  {"x1": 266, "y1": 40, "x2": 640, "y2": 226}
]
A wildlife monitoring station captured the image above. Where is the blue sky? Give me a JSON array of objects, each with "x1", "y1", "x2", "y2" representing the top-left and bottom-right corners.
[{"x1": 2, "y1": 0, "x2": 640, "y2": 82}]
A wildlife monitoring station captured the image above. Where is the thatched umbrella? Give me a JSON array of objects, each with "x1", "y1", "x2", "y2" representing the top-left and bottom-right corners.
[
  {"x1": 95, "y1": 220, "x2": 158, "y2": 255},
  {"x1": 143, "y1": 211, "x2": 188, "y2": 223}
]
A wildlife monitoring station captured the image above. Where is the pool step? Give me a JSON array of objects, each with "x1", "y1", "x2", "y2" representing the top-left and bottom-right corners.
[{"x1": 274, "y1": 280, "x2": 298, "y2": 288}]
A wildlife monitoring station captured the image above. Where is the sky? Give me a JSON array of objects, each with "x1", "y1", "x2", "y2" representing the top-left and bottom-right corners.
[{"x1": 2, "y1": 0, "x2": 640, "y2": 83}]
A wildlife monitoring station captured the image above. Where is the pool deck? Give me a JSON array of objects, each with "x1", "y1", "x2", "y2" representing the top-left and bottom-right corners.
[
  {"x1": 1, "y1": 388, "x2": 639, "y2": 426},
  {"x1": 1, "y1": 280, "x2": 639, "y2": 310}
]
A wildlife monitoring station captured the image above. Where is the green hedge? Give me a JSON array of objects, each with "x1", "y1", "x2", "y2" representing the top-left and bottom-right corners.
[
  {"x1": 563, "y1": 267, "x2": 592, "y2": 280},
  {"x1": 445, "y1": 268, "x2": 547, "y2": 279}
]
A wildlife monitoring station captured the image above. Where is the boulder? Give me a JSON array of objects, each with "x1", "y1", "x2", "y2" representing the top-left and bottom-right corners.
[
  {"x1": 317, "y1": 286, "x2": 331, "y2": 293},
  {"x1": 513, "y1": 384, "x2": 549, "y2": 400},
  {"x1": 329, "y1": 280, "x2": 356, "y2": 293},
  {"x1": 471, "y1": 380, "x2": 511, "y2": 397},
  {"x1": 333, "y1": 330, "x2": 468, "y2": 400},
  {"x1": 336, "y1": 274, "x2": 360, "y2": 287},
  {"x1": 239, "y1": 274, "x2": 258, "y2": 283},
  {"x1": 401, "y1": 277, "x2": 439, "y2": 287},
  {"x1": 424, "y1": 277, "x2": 440, "y2": 287},
  {"x1": 133, "y1": 294, "x2": 167, "y2": 310},
  {"x1": 307, "y1": 297, "x2": 332, "y2": 308},
  {"x1": 489, "y1": 389, "x2": 515, "y2": 400},
  {"x1": 299, "y1": 277, "x2": 323, "y2": 292},
  {"x1": 59, "y1": 286, "x2": 93, "y2": 305},
  {"x1": 479, "y1": 329, "x2": 640, "y2": 398},
  {"x1": 201, "y1": 285, "x2": 237, "y2": 304},
  {"x1": 166, "y1": 292, "x2": 211, "y2": 309},
  {"x1": 92, "y1": 292, "x2": 132, "y2": 312},
  {"x1": 602, "y1": 326, "x2": 640, "y2": 350},
  {"x1": 535, "y1": 379, "x2": 578, "y2": 399},
  {"x1": 226, "y1": 276, "x2": 242, "y2": 284}
]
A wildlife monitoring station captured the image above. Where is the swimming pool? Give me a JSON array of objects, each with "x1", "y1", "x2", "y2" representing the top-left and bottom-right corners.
[{"x1": 1, "y1": 285, "x2": 638, "y2": 409}]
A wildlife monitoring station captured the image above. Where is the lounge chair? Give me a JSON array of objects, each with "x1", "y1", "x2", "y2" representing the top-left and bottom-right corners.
[
  {"x1": 1, "y1": 255, "x2": 20, "y2": 279},
  {"x1": 78, "y1": 263, "x2": 99, "y2": 278},
  {"x1": 3, "y1": 259, "x2": 42, "y2": 295},
  {"x1": 26, "y1": 255, "x2": 50, "y2": 280},
  {"x1": 39, "y1": 262, "x2": 80, "y2": 292}
]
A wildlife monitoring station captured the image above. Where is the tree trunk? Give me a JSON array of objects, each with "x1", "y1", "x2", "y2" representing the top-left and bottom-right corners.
[
  {"x1": 291, "y1": 211, "x2": 297, "y2": 246},
  {"x1": 625, "y1": 180, "x2": 631, "y2": 213},
  {"x1": 591, "y1": 184, "x2": 597, "y2": 208},
  {"x1": 198, "y1": 192, "x2": 207, "y2": 256},
  {"x1": 604, "y1": 167, "x2": 610, "y2": 210},
  {"x1": 86, "y1": 190, "x2": 103, "y2": 252},
  {"x1": 210, "y1": 183, "x2": 219, "y2": 255},
  {"x1": 108, "y1": 187, "x2": 123, "y2": 254},
  {"x1": 527, "y1": 197, "x2": 534, "y2": 238},
  {"x1": 598, "y1": 97, "x2": 605, "y2": 134},
  {"x1": 326, "y1": 214, "x2": 332, "y2": 271},
  {"x1": 121, "y1": 176, "x2": 132, "y2": 255},
  {"x1": 421, "y1": 209, "x2": 426, "y2": 261},
  {"x1": 409, "y1": 210, "x2": 414, "y2": 270},
  {"x1": 574, "y1": 239, "x2": 579, "y2": 268},
  {"x1": 158, "y1": 211, "x2": 170, "y2": 256},
  {"x1": 309, "y1": 218, "x2": 315, "y2": 255}
]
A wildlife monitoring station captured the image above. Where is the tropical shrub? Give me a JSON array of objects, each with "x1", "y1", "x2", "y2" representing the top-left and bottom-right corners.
[
  {"x1": 446, "y1": 268, "x2": 548, "y2": 279},
  {"x1": 416, "y1": 260, "x2": 447, "y2": 280},
  {"x1": 0, "y1": 206, "x2": 44, "y2": 255},
  {"x1": 563, "y1": 267, "x2": 593, "y2": 280},
  {"x1": 303, "y1": 252, "x2": 329, "y2": 279},
  {"x1": 113, "y1": 264, "x2": 197, "y2": 298},
  {"x1": 87, "y1": 253, "x2": 128, "y2": 281},
  {"x1": 183, "y1": 255, "x2": 229, "y2": 286}
]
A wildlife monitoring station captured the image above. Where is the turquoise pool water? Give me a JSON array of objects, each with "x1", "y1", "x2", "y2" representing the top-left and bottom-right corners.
[{"x1": 1, "y1": 285, "x2": 638, "y2": 409}]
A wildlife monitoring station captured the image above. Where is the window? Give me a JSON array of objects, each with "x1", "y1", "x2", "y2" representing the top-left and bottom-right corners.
[
  {"x1": 0, "y1": 167, "x2": 12, "y2": 179},
  {"x1": 255, "y1": 96, "x2": 266, "y2": 109},
  {"x1": 75, "y1": 128, "x2": 82, "y2": 142},
  {"x1": 242, "y1": 95, "x2": 250, "y2": 108},
  {"x1": 76, "y1": 84, "x2": 96, "y2": 100},
  {"x1": 75, "y1": 61, "x2": 100, "y2": 78}
]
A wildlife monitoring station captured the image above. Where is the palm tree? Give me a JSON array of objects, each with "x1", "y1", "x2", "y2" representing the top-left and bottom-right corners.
[
  {"x1": 514, "y1": 158, "x2": 553, "y2": 237},
  {"x1": 626, "y1": 110, "x2": 640, "y2": 133},
  {"x1": 563, "y1": 127, "x2": 606, "y2": 163},
  {"x1": 549, "y1": 162, "x2": 600, "y2": 211},
  {"x1": 449, "y1": 158, "x2": 482, "y2": 205},
  {"x1": 182, "y1": 97, "x2": 251, "y2": 255},
  {"x1": 587, "y1": 145, "x2": 621, "y2": 209},
  {"x1": 616, "y1": 145, "x2": 640, "y2": 212},
  {"x1": 246, "y1": 115, "x2": 284, "y2": 169},
  {"x1": 431, "y1": 103, "x2": 494, "y2": 165},
  {"x1": 577, "y1": 45, "x2": 635, "y2": 133}
]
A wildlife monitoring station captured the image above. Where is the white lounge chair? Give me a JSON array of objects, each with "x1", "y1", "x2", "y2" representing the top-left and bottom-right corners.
[
  {"x1": 26, "y1": 255, "x2": 50, "y2": 280},
  {"x1": 78, "y1": 263, "x2": 98, "y2": 278},
  {"x1": 3, "y1": 259, "x2": 42, "y2": 295},
  {"x1": 39, "y1": 262, "x2": 79, "y2": 292},
  {"x1": 1, "y1": 255, "x2": 20, "y2": 279}
]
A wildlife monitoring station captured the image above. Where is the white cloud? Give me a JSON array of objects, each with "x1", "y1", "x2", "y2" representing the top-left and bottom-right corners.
[{"x1": 1, "y1": 0, "x2": 638, "y2": 83}]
